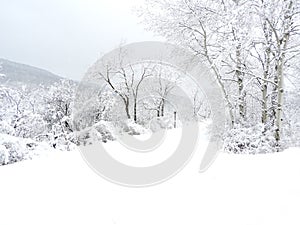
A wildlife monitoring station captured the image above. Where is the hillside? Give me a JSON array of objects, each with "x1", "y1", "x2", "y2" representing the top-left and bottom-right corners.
[{"x1": 0, "y1": 58, "x2": 63, "y2": 86}]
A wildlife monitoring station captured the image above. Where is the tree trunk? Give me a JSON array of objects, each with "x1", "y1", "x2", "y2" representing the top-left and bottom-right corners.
[
  {"x1": 125, "y1": 100, "x2": 131, "y2": 120},
  {"x1": 236, "y1": 43, "x2": 245, "y2": 122},
  {"x1": 261, "y1": 80, "x2": 268, "y2": 124},
  {"x1": 174, "y1": 111, "x2": 177, "y2": 128},
  {"x1": 160, "y1": 98, "x2": 165, "y2": 117},
  {"x1": 275, "y1": 59, "x2": 284, "y2": 142},
  {"x1": 262, "y1": 46, "x2": 270, "y2": 125},
  {"x1": 133, "y1": 100, "x2": 137, "y2": 122}
]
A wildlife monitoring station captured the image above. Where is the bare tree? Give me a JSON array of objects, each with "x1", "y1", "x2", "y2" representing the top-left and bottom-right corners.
[
  {"x1": 155, "y1": 67, "x2": 180, "y2": 117},
  {"x1": 97, "y1": 51, "x2": 154, "y2": 123}
]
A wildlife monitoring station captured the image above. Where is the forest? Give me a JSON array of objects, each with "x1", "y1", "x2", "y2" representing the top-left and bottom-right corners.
[{"x1": 1, "y1": 0, "x2": 300, "y2": 165}]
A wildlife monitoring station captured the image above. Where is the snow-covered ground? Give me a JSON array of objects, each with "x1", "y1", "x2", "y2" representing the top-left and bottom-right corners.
[{"x1": 0, "y1": 127, "x2": 300, "y2": 225}]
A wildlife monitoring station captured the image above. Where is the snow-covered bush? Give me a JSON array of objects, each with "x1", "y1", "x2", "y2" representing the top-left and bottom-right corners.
[
  {"x1": 224, "y1": 124, "x2": 279, "y2": 154},
  {"x1": 0, "y1": 134, "x2": 35, "y2": 165},
  {"x1": 0, "y1": 145, "x2": 9, "y2": 165},
  {"x1": 120, "y1": 119, "x2": 148, "y2": 135},
  {"x1": 0, "y1": 119, "x2": 15, "y2": 135},
  {"x1": 77, "y1": 121, "x2": 115, "y2": 146},
  {"x1": 283, "y1": 89, "x2": 300, "y2": 147},
  {"x1": 93, "y1": 121, "x2": 115, "y2": 142}
]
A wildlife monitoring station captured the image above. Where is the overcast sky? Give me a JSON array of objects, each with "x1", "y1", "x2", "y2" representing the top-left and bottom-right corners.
[{"x1": 0, "y1": 0, "x2": 161, "y2": 80}]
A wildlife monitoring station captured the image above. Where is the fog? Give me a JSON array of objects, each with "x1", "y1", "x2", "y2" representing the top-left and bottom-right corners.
[{"x1": 0, "y1": 0, "x2": 160, "y2": 80}]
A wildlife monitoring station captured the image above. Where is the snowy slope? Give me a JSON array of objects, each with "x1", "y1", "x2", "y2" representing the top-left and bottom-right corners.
[
  {"x1": 0, "y1": 129, "x2": 299, "y2": 225},
  {"x1": 0, "y1": 58, "x2": 64, "y2": 86}
]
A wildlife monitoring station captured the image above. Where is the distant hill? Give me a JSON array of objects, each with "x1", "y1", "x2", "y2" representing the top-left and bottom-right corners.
[{"x1": 0, "y1": 58, "x2": 64, "y2": 86}]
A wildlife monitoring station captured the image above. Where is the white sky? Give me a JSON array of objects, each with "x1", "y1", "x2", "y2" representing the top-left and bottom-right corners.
[{"x1": 0, "y1": 0, "x2": 161, "y2": 80}]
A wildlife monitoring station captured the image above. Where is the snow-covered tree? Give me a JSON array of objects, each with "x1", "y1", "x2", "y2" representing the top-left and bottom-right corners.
[
  {"x1": 139, "y1": 0, "x2": 300, "y2": 151},
  {"x1": 43, "y1": 80, "x2": 76, "y2": 150}
]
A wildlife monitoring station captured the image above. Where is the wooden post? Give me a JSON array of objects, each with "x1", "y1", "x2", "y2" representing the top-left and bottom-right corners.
[{"x1": 174, "y1": 111, "x2": 177, "y2": 128}]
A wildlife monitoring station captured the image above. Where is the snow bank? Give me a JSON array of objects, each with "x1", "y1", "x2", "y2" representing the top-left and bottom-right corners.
[
  {"x1": 0, "y1": 127, "x2": 299, "y2": 225},
  {"x1": 0, "y1": 133, "x2": 55, "y2": 165}
]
